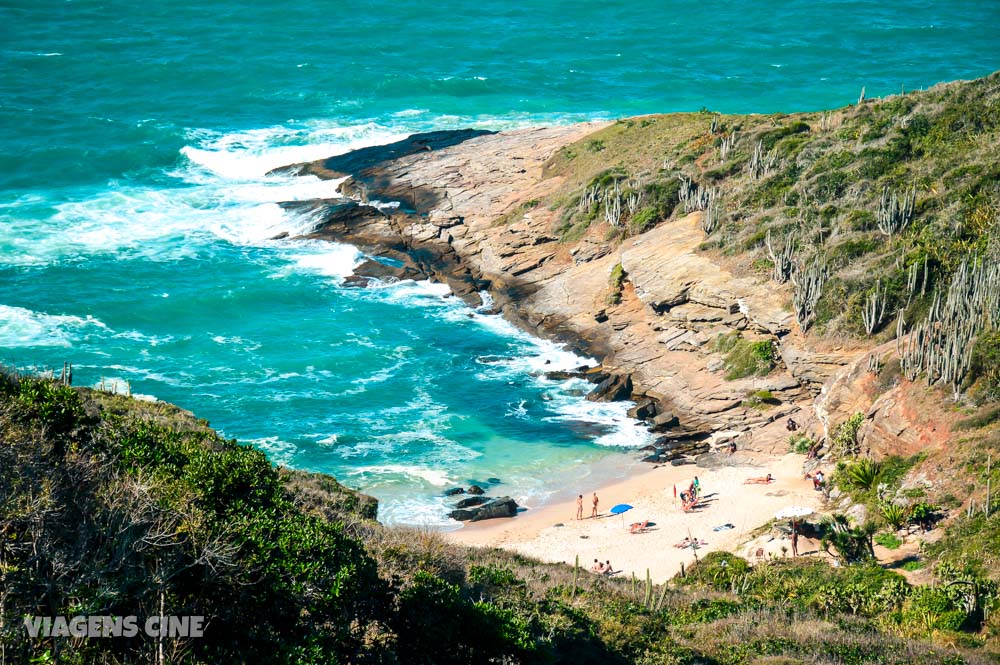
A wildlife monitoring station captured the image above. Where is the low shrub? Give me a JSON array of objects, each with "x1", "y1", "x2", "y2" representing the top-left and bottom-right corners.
[
  {"x1": 874, "y1": 532, "x2": 903, "y2": 550},
  {"x1": 713, "y1": 333, "x2": 776, "y2": 380}
]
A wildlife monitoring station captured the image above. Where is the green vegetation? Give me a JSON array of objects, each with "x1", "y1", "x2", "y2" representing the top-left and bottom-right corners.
[
  {"x1": 496, "y1": 198, "x2": 541, "y2": 225},
  {"x1": 788, "y1": 433, "x2": 814, "y2": 454},
  {"x1": 607, "y1": 262, "x2": 627, "y2": 305},
  {"x1": 742, "y1": 389, "x2": 779, "y2": 410},
  {"x1": 968, "y1": 331, "x2": 1000, "y2": 404},
  {"x1": 712, "y1": 332, "x2": 777, "y2": 380},
  {"x1": 831, "y1": 412, "x2": 866, "y2": 456},
  {"x1": 874, "y1": 532, "x2": 903, "y2": 549},
  {"x1": 5, "y1": 374, "x2": 1000, "y2": 662},
  {"x1": 542, "y1": 73, "x2": 1000, "y2": 374},
  {"x1": 879, "y1": 502, "x2": 908, "y2": 531}
]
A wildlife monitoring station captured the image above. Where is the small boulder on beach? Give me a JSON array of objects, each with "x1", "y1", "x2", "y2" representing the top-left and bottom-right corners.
[{"x1": 454, "y1": 496, "x2": 489, "y2": 509}]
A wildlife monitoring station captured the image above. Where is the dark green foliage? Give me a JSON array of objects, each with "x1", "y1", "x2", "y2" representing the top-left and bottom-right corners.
[
  {"x1": 0, "y1": 375, "x2": 386, "y2": 665},
  {"x1": 759, "y1": 121, "x2": 811, "y2": 151},
  {"x1": 820, "y1": 514, "x2": 878, "y2": 564},
  {"x1": 811, "y1": 169, "x2": 851, "y2": 202},
  {"x1": 678, "y1": 551, "x2": 751, "y2": 591}
]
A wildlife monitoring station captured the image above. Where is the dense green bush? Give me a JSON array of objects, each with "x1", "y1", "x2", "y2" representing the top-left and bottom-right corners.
[{"x1": 713, "y1": 332, "x2": 776, "y2": 380}]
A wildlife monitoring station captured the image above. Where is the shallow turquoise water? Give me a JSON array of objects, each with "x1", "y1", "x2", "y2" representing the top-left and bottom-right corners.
[{"x1": 1, "y1": 0, "x2": 996, "y2": 524}]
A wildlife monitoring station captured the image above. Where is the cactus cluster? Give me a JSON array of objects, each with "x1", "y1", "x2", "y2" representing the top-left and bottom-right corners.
[
  {"x1": 876, "y1": 186, "x2": 916, "y2": 237},
  {"x1": 765, "y1": 228, "x2": 795, "y2": 283},
  {"x1": 861, "y1": 279, "x2": 888, "y2": 335},
  {"x1": 792, "y1": 258, "x2": 829, "y2": 330},
  {"x1": 719, "y1": 131, "x2": 736, "y2": 162},
  {"x1": 906, "y1": 256, "x2": 930, "y2": 304},
  {"x1": 577, "y1": 177, "x2": 646, "y2": 231},
  {"x1": 679, "y1": 174, "x2": 715, "y2": 214},
  {"x1": 900, "y1": 256, "x2": 1000, "y2": 398},
  {"x1": 747, "y1": 140, "x2": 777, "y2": 180}
]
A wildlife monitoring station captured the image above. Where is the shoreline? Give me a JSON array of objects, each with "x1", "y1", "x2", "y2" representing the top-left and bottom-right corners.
[{"x1": 444, "y1": 451, "x2": 823, "y2": 582}]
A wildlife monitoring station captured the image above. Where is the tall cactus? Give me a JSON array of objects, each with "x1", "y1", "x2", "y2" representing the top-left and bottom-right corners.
[
  {"x1": 719, "y1": 131, "x2": 736, "y2": 162},
  {"x1": 747, "y1": 140, "x2": 777, "y2": 180},
  {"x1": 701, "y1": 197, "x2": 720, "y2": 235},
  {"x1": 765, "y1": 228, "x2": 795, "y2": 283},
  {"x1": 861, "y1": 280, "x2": 888, "y2": 335},
  {"x1": 604, "y1": 180, "x2": 624, "y2": 229},
  {"x1": 792, "y1": 257, "x2": 829, "y2": 330},
  {"x1": 900, "y1": 256, "x2": 1000, "y2": 398},
  {"x1": 876, "y1": 186, "x2": 916, "y2": 237}
]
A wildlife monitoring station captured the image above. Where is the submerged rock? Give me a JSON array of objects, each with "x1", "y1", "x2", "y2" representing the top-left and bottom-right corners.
[
  {"x1": 443, "y1": 487, "x2": 465, "y2": 497},
  {"x1": 467, "y1": 485, "x2": 486, "y2": 495}
]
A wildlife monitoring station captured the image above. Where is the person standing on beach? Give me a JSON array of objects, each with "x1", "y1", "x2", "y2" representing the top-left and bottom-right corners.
[
  {"x1": 791, "y1": 524, "x2": 799, "y2": 557},
  {"x1": 576, "y1": 495, "x2": 583, "y2": 520},
  {"x1": 591, "y1": 492, "x2": 599, "y2": 518}
]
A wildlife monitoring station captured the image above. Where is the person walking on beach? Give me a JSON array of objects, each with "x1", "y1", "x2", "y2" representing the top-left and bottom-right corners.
[
  {"x1": 591, "y1": 492, "x2": 599, "y2": 518},
  {"x1": 576, "y1": 495, "x2": 584, "y2": 520}
]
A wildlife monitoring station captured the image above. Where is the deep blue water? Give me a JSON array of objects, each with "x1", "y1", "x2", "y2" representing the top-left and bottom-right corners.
[{"x1": 1, "y1": 0, "x2": 996, "y2": 524}]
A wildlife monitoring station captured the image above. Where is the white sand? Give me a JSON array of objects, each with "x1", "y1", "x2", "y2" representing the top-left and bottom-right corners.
[{"x1": 444, "y1": 453, "x2": 824, "y2": 582}]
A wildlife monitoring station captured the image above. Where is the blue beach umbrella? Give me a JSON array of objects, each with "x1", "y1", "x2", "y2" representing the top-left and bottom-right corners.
[{"x1": 610, "y1": 503, "x2": 633, "y2": 527}]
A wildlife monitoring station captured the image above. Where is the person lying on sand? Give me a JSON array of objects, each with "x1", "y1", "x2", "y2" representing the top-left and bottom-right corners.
[
  {"x1": 674, "y1": 537, "x2": 708, "y2": 549},
  {"x1": 629, "y1": 520, "x2": 650, "y2": 533},
  {"x1": 744, "y1": 473, "x2": 774, "y2": 484}
]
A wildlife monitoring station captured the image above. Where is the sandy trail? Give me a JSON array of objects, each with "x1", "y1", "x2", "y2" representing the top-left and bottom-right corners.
[{"x1": 444, "y1": 453, "x2": 823, "y2": 582}]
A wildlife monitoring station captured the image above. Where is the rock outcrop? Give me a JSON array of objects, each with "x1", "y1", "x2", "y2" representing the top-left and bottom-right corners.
[
  {"x1": 449, "y1": 496, "x2": 519, "y2": 522},
  {"x1": 276, "y1": 125, "x2": 867, "y2": 453}
]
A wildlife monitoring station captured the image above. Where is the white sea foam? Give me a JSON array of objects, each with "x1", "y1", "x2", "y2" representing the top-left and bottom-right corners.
[
  {"x1": 0, "y1": 305, "x2": 107, "y2": 348},
  {"x1": 244, "y1": 436, "x2": 300, "y2": 466},
  {"x1": 347, "y1": 464, "x2": 453, "y2": 487},
  {"x1": 180, "y1": 122, "x2": 411, "y2": 180},
  {"x1": 275, "y1": 241, "x2": 362, "y2": 280},
  {"x1": 545, "y1": 398, "x2": 653, "y2": 449}
]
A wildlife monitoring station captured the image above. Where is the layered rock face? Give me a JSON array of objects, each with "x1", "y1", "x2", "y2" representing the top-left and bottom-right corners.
[{"x1": 277, "y1": 126, "x2": 867, "y2": 453}]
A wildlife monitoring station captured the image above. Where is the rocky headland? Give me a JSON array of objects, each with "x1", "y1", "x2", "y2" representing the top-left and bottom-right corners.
[{"x1": 273, "y1": 126, "x2": 863, "y2": 466}]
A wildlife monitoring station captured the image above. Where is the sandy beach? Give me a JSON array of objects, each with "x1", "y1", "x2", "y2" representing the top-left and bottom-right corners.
[{"x1": 444, "y1": 452, "x2": 824, "y2": 582}]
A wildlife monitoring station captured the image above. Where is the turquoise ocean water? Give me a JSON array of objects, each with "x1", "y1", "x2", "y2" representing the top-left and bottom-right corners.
[{"x1": 2, "y1": 0, "x2": 997, "y2": 525}]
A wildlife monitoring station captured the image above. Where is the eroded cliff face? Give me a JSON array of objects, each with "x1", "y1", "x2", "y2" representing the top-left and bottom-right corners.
[{"x1": 276, "y1": 125, "x2": 919, "y2": 459}]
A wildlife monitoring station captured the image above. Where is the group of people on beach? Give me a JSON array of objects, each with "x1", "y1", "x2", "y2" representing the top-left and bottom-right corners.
[
  {"x1": 575, "y1": 492, "x2": 599, "y2": 520},
  {"x1": 677, "y1": 476, "x2": 701, "y2": 512},
  {"x1": 589, "y1": 558, "x2": 615, "y2": 575}
]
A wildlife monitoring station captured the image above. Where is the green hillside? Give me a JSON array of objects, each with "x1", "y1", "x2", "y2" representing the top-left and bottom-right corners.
[{"x1": 2, "y1": 372, "x2": 998, "y2": 664}]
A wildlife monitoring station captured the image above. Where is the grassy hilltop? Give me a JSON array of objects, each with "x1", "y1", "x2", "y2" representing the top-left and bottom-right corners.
[{"x1": 543, "y1": 72, "x2": 999, "y2": 354}]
